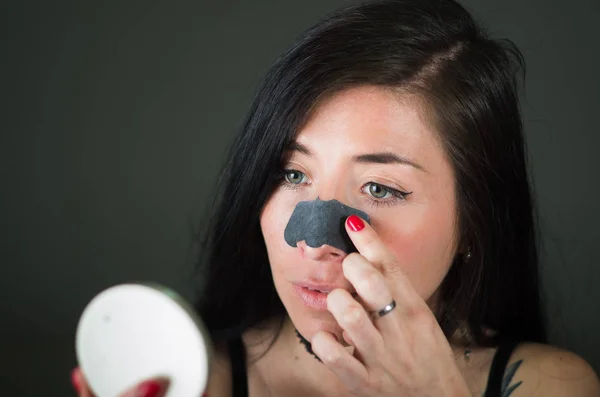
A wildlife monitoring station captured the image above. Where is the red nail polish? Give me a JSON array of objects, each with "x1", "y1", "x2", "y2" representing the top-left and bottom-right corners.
[
  {"x1": 347, "y1": 215, "x2": 365, "y2": 232},
  {"x1": 70, "y1": 368, "x2": 81, "y2": 394},
  {"x1": 136, "y1": 380, "x2": 164, "y2": 397}
]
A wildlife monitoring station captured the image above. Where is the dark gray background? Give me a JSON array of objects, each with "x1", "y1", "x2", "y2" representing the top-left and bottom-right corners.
[{"x1": 1, "y1": 1, "x2": 599, "y2": 395}]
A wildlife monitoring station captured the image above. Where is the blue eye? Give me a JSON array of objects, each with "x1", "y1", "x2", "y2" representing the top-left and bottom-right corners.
[{"x1": 284, "y1": 170, "x2": 307, "y2": 184}]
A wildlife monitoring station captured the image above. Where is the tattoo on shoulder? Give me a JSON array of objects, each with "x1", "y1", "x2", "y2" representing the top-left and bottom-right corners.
[{"x1": 482, "y1": 359, "x2": 524, "y2": 397}]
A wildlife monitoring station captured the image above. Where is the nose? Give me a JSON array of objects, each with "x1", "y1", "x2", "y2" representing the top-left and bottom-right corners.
[
  {"x1": 296, "y1": 240, "x2": 347, "y2": 262},
  {"x1": 315, "y1": 183, "x2": 347, "y2": 204}
]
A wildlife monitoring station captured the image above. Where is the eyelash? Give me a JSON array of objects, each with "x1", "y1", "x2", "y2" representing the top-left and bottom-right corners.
[{"x1": 277, "y1": 169, "x2": 412, "y2": 207}]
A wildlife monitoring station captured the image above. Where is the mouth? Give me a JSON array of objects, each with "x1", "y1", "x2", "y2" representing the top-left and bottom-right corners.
[
  {"x1": 292, "y1": 285, "x2": 329, "y2": 310},
  {"x1": 292, "y1": 283, "x2": 358, "y2": 310},
  {"x1": 306, "y1": 286, "x2": 332, "y2": 293}
]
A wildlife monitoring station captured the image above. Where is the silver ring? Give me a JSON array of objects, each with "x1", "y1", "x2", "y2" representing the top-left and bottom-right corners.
[{"x1": 373, "y1": 299, "x2": 396, "y2": 319}]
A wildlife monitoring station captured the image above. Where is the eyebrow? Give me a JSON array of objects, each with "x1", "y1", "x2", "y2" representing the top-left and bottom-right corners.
[{"x1": 286, "y1": 141, "x2": 426, "y2": 172}]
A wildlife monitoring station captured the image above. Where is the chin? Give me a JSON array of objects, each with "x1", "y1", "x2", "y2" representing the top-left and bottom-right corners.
[
  {"x1": 276, "y1": 280, "x2": 345, "y2": 342},
  {"x1": 289, "y1": 306, "x2": 344, "y2": 342}
]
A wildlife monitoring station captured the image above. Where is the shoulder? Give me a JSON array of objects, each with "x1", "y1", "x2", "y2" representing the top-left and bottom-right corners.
[{"x1": 502, "y1": 342, "x2": 600, "y2": 397}]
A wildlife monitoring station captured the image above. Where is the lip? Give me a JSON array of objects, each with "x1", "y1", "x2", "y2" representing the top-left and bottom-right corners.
[
  {"x1": 294, "y1": 281, "x2": 355, "y2": 294},
  {"x1": 292, "y1": 284, "x2": 330, "y2": 311},
  {"x1": 292, "y1": 282, "x2": 358, "y2": 311}
]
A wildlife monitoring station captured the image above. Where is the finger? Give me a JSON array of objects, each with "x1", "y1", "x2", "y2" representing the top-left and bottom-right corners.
[
  {"x1": 343, "y1": 251, "x2": 421, "y2": 321},
  {"x1": 345, "y1": 215, "x2": 421, "y2": 307},
  {"x1": 120, "y1": 378, "x2": 170, "y2": 397},
  {"x1": 311, "y1": 330, "x2": 369, "y2": 392},
  {"x1": 342, "y1": 330, "x2": 353, "y2": 346},
  {"x1": 345, "y1": 215, "x2": 396, "y2": 271},
  {"x1": 342, "y1": 253, "x2": 394, "y2": 313},
  {"x1": 327, "y1": 288, "x2": 384, "y2": 367},
  {"x1": 71, "y1": 367, "x2": 94, "y2": 397}
]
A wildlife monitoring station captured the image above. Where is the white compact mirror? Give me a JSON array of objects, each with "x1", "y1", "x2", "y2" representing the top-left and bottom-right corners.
[{"x1": 75, "y1": 283, "x2": 212, "y2": 397}]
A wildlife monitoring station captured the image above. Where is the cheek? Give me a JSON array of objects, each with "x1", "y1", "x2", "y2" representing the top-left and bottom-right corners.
[
  {"x1": 375, "y1": 209, "x2": 457, "y2": 300},
  {"x1": 260, "y1": 199, "x2": 281, "y2": 254},
  {"x1": 260, "y1": 191, "x2": 296, "y2": 265}
]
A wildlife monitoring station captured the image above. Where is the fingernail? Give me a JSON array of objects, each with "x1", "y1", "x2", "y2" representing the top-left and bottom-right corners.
[
  {"x1": 70, "y1": 368, "x2": 81, "y2": 394},
  {"x1": 347, "y1": 215, "x2": 365, "y2": 232},
  {"x1": 136, "y1": 380, "x2": 165, "y2": 397}
]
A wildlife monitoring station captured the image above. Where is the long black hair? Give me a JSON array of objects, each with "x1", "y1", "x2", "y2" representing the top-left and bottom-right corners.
[{"x1": 195, "y1": 0, "x2": 546, "y2": 348}]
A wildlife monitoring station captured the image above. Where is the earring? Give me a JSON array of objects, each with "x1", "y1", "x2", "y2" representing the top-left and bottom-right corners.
[{"x1": 464, "y1": 249, "x2": 472, "y2": 261}]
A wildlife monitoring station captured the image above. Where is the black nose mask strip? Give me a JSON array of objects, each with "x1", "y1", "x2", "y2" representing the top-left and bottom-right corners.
[{"x1": 284, "y1": 198, "x2": 371, "y2": 253}]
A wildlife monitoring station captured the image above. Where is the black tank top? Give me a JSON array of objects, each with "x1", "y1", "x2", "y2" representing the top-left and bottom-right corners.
[{"x1": 227, "y1": 337, "x2": 519, "y2": 397}]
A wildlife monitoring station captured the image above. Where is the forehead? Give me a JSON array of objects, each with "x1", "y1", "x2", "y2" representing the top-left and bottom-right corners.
[{"x1": 296, "y1": 86, "x2": 443, "y2": 158}]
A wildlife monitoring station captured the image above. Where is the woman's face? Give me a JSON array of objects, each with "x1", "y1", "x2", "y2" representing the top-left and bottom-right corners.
[{"x1": 260, "y1": 86, "x2": 459, "y2": 341}]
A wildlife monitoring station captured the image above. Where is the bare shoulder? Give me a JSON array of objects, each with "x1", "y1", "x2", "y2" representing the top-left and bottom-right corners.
[
  {"x1": 506, "y1": 342, "x2": 600, "y2": 397},
  {"x1": 205, "y1": 343, "x2": 233, "y2": 397}
]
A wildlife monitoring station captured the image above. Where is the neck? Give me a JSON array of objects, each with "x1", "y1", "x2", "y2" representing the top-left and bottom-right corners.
[{"x1": 283, "y1": 317, "x2": 351, "y2": 395}]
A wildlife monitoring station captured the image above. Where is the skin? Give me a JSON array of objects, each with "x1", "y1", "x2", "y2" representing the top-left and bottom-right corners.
[{"x1": 72, "y1": 86, "x2": 600, "y2": 397}]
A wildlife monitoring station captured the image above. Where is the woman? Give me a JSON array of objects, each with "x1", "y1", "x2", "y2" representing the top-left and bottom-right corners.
[{"x1": 72, "y1": 0, "x2": 600, "y2": 396}]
